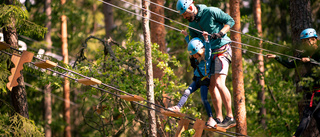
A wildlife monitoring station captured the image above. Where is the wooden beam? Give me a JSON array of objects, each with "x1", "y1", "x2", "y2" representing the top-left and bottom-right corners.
[
  {"x1": 77, "y1": 77, "x2": 101, "y2": 85},
  {"x1": 175, "y1": 118, "x2": 190, "y2": 137},
  {"x1": 7, "y1": 51, "x2": 34, "y2": 91},
  {"x1": 0, "y1": 42, "x2": 10, "y2": 51},
  {"x1": 160, "y1": 109, "x2": 185, "y2": 117},
  {"x1": 34, "y1": 60, "x2": 57, "y2": 68},
  {"x1": 193, "y1": 119, "x2": 205, "y2": 137},
  {"x1": 119, "y1": 95, "x2": 144, "y2": 101},
  {"x1": 204, "y1": 125, "x2": 227, "y2": 132}
]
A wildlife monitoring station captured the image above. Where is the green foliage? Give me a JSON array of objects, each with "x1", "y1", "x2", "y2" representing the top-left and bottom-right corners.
[
  {"x1": 69, "y1": 23, "x2": 188, "y2": 136},
  {"x1": 0, "y1": 99, "x2": 44, "y2": 136},
  {"x1": 299, "y1": 66, "x2": 320, "y2": 92},
  {"x1": 0, "y1": 53, "x2": 10, "y2": 93},
  {"x1": 1, "y1": 0, "x2": 317, "y2": 136},
  {"x1": 0, "y1": 4, "x2": 47, "y2": 38},
  {"x1": 244, "y1": 59, "x2": 300, "y2": 137}
]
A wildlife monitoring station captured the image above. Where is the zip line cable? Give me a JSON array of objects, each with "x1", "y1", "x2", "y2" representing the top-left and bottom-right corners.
[
  {"x1": 1, "y1": 49, "x2": 246, "y2": 137},
  {"x1": 143, "y1": 0, "x2": 180, "y2": 14},
  {"x1": 142, "y1": 0, "x2": 303, "y2": 53},
  {"x1": 118, "y1": 0, "x2": 308, "y2": 59},
  {"x1": 24, "y1": 82, "x2": 79, "y2": 106},
  {"x1": 114, "y1": 0, "x2": 292, "y2": 57},
  {"x1": 97, "y1": 0, "x2": 320, "y2": 65},
  {"x1": 1, "y1": 51, "x2": 240, "y2": 137},
  {"x1": 97, "y1": 0, "x2": 180, "y2": 32}
]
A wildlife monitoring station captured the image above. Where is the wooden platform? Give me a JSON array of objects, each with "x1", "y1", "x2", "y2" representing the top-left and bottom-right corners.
[
  {"x1": 77, "y1": 77, "x2": 102, "y2": 85},
  {"x1": 204, "y1": 125, "x2": 226, "y2": 132},
  {"x1": 160, "y1": 109, "x2": 185, "y2": 117},
  {"x1": 119, "y1": 95, "x2": 144, "y2": 101},
  {"x1": 34, "y1": 60, "x2": 57, "y2": 68},
  {"x1": 7, "y1": 51, "x2": 34, "y2": 91},
  {"x1": 0, "y1": 42, "x2": 10, "y2": 51}
]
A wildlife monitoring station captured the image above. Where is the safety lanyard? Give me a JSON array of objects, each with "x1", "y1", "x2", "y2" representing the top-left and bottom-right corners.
[{"x1": 196, "y1": 60, "x2": 208, "y2": 81}]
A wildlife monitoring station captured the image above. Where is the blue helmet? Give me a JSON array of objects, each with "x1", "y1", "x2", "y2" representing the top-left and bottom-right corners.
[
  {"x1": 300, "y1": 28, "x2": 318, "y2": 40},
  {"x1": 176, "y1": 0, "x2": 193, "y2": 15},
  {"x1": 188, "y1": 37, "x2": 204, "y2": 55}
]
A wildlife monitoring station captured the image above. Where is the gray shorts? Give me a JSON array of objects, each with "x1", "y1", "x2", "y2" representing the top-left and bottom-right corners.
[{"x1": 211, "y1": 44, "x2": 232, "y2": 75}]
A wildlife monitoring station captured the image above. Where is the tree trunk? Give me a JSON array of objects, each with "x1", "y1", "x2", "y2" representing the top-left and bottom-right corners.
[
  {"x1": 4, "y1": 0, "x2": 29, "y2": 119},
  {"x1": 103, "y1": 0, "x2": 114, "y2": 39},
  {"x1": 230, "y1": 0, "x2": 247, "y2": 135},
  {"x1": 225, "y1": 2, "x2": 230, "y2": 15},
  {"x1": 92, "y1": 2, "x2": 98, "y2": 35},
  {"x1": 142, "y1": 0, "x2": 157, "y2": 136},
  {"x1": 61, "y1": 0, "x2": 71, "y2": 136},
  {"x1": 290, "y1": 0, "x2": 312, "y2": 45},
  {"x1": 45, "y1": 0, "x2": 52, "y2": 52},
  {"x1": 253, "y1": 0, "x2": 266, "y2": 129},
  {"x1": 150, "y1": 0, "x2": 166, "y2": 79},
  {"x1": 44, "y1": 84, "x2": 52, "y2": 137},
  {"x1": 289, "y1": 0, "x2": 318, "y2": 136},
  {"x1": 44, "y1": 0, "x2": 52, "y2": 136},
  {"x1": 279, "y1": 2, "x2": 288, "y2": 40}
]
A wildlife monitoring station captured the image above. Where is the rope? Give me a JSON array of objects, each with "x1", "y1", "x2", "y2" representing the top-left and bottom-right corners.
[
  {"x1": 97, "y1": 0, "x2": 180, "y2": 32},
  {"x1": 142, "y1": 0, "x2": 303, "y2": 53},
  {"x1": 143, "y1": 0, "x2": 180, "y2": 13},
  {"x1": 98, "y1": 0, "x2": 320, "y2": 66},
  {"x1": 24, "y1": 82, "x2": 79, "y2": 106},
  {"x1": 1, "y1": 48, "x2": 247, "y2": 136}
]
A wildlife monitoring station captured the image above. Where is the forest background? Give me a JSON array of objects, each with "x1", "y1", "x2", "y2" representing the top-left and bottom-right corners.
[{"x1": 0, "y1": 0, "x2": 320, "y2": 136}]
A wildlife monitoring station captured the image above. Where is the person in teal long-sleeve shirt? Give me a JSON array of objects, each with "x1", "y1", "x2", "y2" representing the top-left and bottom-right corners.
[{"x1": 177, "y1": 0, "x2": 236, "y2": 129}]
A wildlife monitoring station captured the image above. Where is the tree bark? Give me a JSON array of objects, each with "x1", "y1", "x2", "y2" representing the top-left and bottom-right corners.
[
  {"x1": 44, "y1": 0, "x2": 52, "y2": 136},
  {"x1": 279, "y1": 2, "x2": 288, "y2": 40},
  {"x1": 103, "y1": 0, "x2": 114, "y2": 39},
  {"x1": 253, "y1": 0, "x2": 266, "y2": 129},
  {"x1": 142, "y1": 0, "x2": 157, "y2": 136},
  {"x1": 290, "y1": 0, "x2": 312, "y2": 45},
  {"x1": 289, "y1": 0, "x2": 318, "y2": 136},
  {"x1": 92, "y1": 2, "x2": 98, "y2": 35},
  {"x1": 150, "y1": 0, "x2": 166, "y2": 79},
  {"x1": 61, "y1": 0, "x2": 71, "y2": 136},
  {"x1": 4, "y1": 0, "x2": 29, "y2": 119},
  {"x1": 230, "y1": 0, "x2": 247, "y2": 135},
  {"x1": 45, "y1": 0, "x2": 52, "y2": 52},
  {"x1": 44, "y1": 84, "x2": 52, "y2": 137}
]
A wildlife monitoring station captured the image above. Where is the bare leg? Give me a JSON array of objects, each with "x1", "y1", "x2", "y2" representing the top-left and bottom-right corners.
[
  {"x1": 209, "y1": 75, "x2": 223, "y2": 120},
  {"x1": 214, "y1": 74, "x2": 233, "y2": 118}
]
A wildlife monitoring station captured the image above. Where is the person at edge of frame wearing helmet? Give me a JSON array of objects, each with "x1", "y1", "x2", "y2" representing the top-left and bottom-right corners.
[
  {"x1": 266, "y1": 28, "x2": 320, "y2": 137},
  {"x1": 175, "y1": 0, "x2": 236, "y2": 129},
  {"x1": 168, "y1": 32, "x2": 217, "y2": 127}
]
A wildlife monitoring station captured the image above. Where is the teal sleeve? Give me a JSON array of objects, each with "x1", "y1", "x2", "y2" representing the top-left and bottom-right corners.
[
  {"x1": 185, "y1": 35, "x2": 190, "y2": 43},
  {"x1": 209, "y1": 7, "x2": 235, "y2": 28},
  {"x1": 205, "y1": 41, "x2": 210, "y2": 60},
  {"x1": 189, "y1": 27, "x2": 197, "y2": 39}
]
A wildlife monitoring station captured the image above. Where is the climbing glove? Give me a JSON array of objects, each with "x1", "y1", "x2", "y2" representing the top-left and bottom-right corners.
[{"x1": 210, "y1": 32, "x2": 224, "y2": 40}]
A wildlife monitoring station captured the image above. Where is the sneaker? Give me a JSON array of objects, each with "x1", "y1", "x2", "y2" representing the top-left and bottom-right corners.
[
  {"x1": 167, "y1": 106, "x2": 180, "y2": 112},
  {"x1": 214, "y1": 118, "x2": 222, "y2": 124},
  {"x1": 217, "y1": 116, "x2": 236, "y2": 129}
]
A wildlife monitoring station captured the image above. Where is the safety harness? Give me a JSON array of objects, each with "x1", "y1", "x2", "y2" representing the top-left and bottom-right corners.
[
  {"x1": 189, "y1": 57, "x2": 209, "y2": 84},
  {"x1": 310, "y1": 87, "x2": 320, "y2": 107},
  {"x1": 212, "y1": 44, "x2": 232, "y2": 70}
]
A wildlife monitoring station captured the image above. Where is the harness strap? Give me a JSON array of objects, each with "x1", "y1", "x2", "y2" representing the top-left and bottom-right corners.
[
  {"x1": 212, "y1": 46, "x2": 228, "y2": 55},
  {"x1": 212, "y1": 44, "x2": 231, "y2": 71},
  {"x1": 196, "y1": 62, "x2": 209, "y2": 81},
  {"x1": 213, "y1": 53, "x2": 224, "y2": 70},
  {"x1": 310, "y1": 87, "x2": 320, "y2": 107}
]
